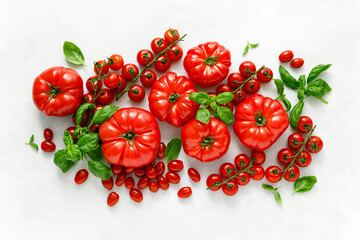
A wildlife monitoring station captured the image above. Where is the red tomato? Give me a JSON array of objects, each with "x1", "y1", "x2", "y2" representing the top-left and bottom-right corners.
[
  {"x1": 234, "y1": 172, "x2": 250, "y2": 186},
  {"x1": 115, "y1": 173, "x2": 126, "y2": 187},
  {"x1": 288, "y1": 133, "x2": 305, "y2": 150},
  {"x1": 137, "y1": 176, "x2": 150, "y2": 190},
  {"x1": 295, "y1": 150, "x2": 312, "y2": 167},
  {"x1": 66, "y1": 126, "x2": 78, "y2": 141},
  {"x1": 178, "y1": 187, "x2": 192, "y2": 198},
  {"x1": 90, "y1": 123, "x2": 100, "y2": 132},
  {"x1": 279, "y1": 50, "x2": 294, "y2": 62},
  {"x1": 167, "y1": 45, "x2": 183, "y2": 61},
  {"x1": 291, "y1": 58, "x2": 304, "y2": 68},
  {"x1": 149, "y1": 181, "x2": 160, "y2": 193},
  {"x1": 239, "y1": 61, "x2": 256, "y2": 79},
  {"x1": 128, "y1": 85, "x2": 145, "y2": 102},
  {"x1": 188, "y1": 168, "x2": 201, "y2": 182},
  {"x1": 122, "y1": 64, "x2": 139, "y2": 81},
  {"x1": 283, "y1": 165, "x2": 300, "y2": 182},
  {"x1": 124, "y1": 167, "x2": 135, "y2": 174},
  {"x1": 81, "y1": 93, "x2": 95, "y2": 104},
  {"x1": 234, "y1": 154, "x2": 250, "y2": 170},
  {"x1": 72, "y1": 110, "x2": 89, "y2": 127},
  {"x1": 116, "y1": 75, "x2": 127, "y2": 93},
  {"x1": 249, "y1": 165, "x2": 264, "y2": 181},
  {"x1": 111, "y1": 164, "x2": 123, "y2": 175},
  {"x1": 233, "y1": 89, "x2": 247, "y2": 105},
  {"x1": 107, "y1": 192, "x2": 119, "y2": 207},
  {"x1": 129, "y1": 188, "x2": 143, "y2": 203},
  {"x1": 167, "y1": 160, "x2": 184, "y2": 172},
  {"x1": 94, "y1": 60, "x2": 110, "y2": 76},
  {"x1": 140, "y1": 70, "x2": 157, "y2": 87},
  {"x1": 157, "y1": 142, "x2": 166, "y2": 158},
  {"x1": 208, "y1": 92, "x2": 217, "y2": 98},
  {"x1": 154, "y1": 55, "x2": 171, "y2": 72},
  {"x1": 277, "y1": 148, "x2": 294, "y2": 165},
  {"x1": 164, "y1": 29, "x2": 180, "y2": 45},
  {"x1": 206, "y1": 174, "x2": 223, "y2": 191},
  {"x1": 86, "y1": 76, "x2": 102, "y2": 93},
  {"x1": 228, "y1": 72, "x2": 245, "y2": 89},
  {"x1": 183, "y1": 42, "x2": 231, "y2": 87},
  {"x1": 43, "y1": 128, "x2": 53, "y2": 141},
  {"x1": 165, "y1": 172, "x2": 180, "y2": 184},
  {"x1": 104, "y1": 73, "x2": 120, "y2": 89},
  {"x1": 297, "y1": 116, "x2": 313, "y2": 133},
  {"x1": 151, "y1": 38, "x2": 167, "y2": 54},
  {"x1": 32, "y1": 67, "x2": 83, "y2": 117},
  {"x1": 251, "y1": 150, "x2": 266, "y2": 165},
  {"x1": 181, "y1": 118, "x2": 231, "y2": 162},
  {"x1": 155, "y1": 161, "x2": 165, "y2": 176},
  {"x1": 125, "y1": 176, "x2": 135, "y2": 189},
  {"x1": 265, "y1": 166, "x2": 282, "y2": 183},
  {"x1": 92, "y1": 105, "x2": 104, "y2": 114},
  {"x1": 216, "y1": 84, "x2": 232, "y2": 95},
  {"x1": 74, "y1": 169, "x2": 88, "y2": 184},
  {"x1": 102, "y1": 177, "x2": 114, "y2": 190},
  {"x1": 157, "y1": 176, "x2": 169, "y2": 190},
  {"x1": 256, "y1": 67, "x2": 273, "y2": 83},
  {"x1": 220, "y1": 102, "x2": 234, "y2": 112},
  {"x1": 137, "y1": 49, "x2": 155, "y2": 67},
  {"x1": 146, "y1": 165, "x2": 157, "y2": 179},
  {"x1": 219, "y1": 162, "x2": 236, "y2": 178},
  {"x1": 243, "y1": 78, "x2": 260, "y2": 94},
  {"x1": 149, "y1": 72, "x2": 199, "y2": 128},
  {"x1": 305, "y1": 136, "x2": 323, "y2": 153},
  {"x1": 96, "y1": 89, "x2": 114, "y2": 105},
  {"x1": 222, "y1": 180, "x2": 238, "y2": 196},
  {"x1": 108, "y1": 54, "x2": 124, "y2": 71},
  {"x1": 134, "y1": 167, "x2": 146, "y2": 177},
  {"x1": 41, "y1": 140, "x2": 56, "y2": 152}
]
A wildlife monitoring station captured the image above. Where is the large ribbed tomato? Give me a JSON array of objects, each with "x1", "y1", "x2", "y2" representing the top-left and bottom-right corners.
[
  {"x1": 32, "y1": 66, "x2": 83, "y2": 117},
  {"x1": 183, "y1": 42, "x2": 231, "y2": 87},
  {"x1": 148, "y1": 72, "x2": 199, "y2": 127},
  {"x1": 234, "y1": 94, "x2": 289, "y2": 151},
  {"x1": 99, "y1": 108, "x2": 161, "y2": 168}
]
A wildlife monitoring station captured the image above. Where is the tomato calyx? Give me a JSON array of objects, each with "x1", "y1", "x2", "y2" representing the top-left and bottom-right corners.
[
  {"x1": 201, "y1": 136, "x2": 215, "y2": 149},
  {"x1": 168, "y1": 93, "x2": 180, "y2": 103},
  {"x1": 255, "y1": 110, "x2": 266, "y2": 127},
  {"x1": 42, "y1": 81, "x2": 64, "y2": 103},
  {"x1": 119, "y1": 130, "x2": 139, "y2": 146},
  {"x1": 203, "y1": 55, "x2": 220, "y2": 66}
]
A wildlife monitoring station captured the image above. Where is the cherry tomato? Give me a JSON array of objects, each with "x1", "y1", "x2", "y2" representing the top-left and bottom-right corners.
[
  {"x1": 107, "y1": 192, "x2": 119, "y2": 207},
  {"x1": 167, "y1": 45, "x2": 183, "y2": 61},
  {"x1": 291, "y1": 58, "x2": 304, "y2": 68},
  {"x1": 86, "y1": 76, "x2": 102, "y2": 93},
  {"x1": 94, "y1": 60, "x2": 110, "y2": 76},
  {"x1": 165, "y1": 172, "x2": 180, "y2": 184},
  {"x1": 128, "y1": 84, "x2": 145, "y2": 102},
  {"x1": 108, "y1": 54, "x2": 124, "y2": 71},
  {"x1": 124, "y1": 167, "x2": 135, "y2": 174},
  {"x1": 234, "y1": 172, "x2": 250, "y2": 186},
  {"x1": 249, "y1": 165, "x2": 264, "y2": 181},
  {"x1": 256, "y1": 67, "x2": 273, "y2": 83},
  {"x1": 277, "y1": 148, "x2": 294, "y2": 165},
  {"x1": 232, "y1": 89, "x2": 247, "y2": 105},
  {"x1": 146, "y1": 165, "x2": 157, "y2": 179},
  {"x1": 283, "y1": 165, "x2": 300, "y2": 182},
  {"x1": 121, "y1": 64, "x2": 139, "y2": 81},
  {"x1": 129, "y1": 188, "x2": 143, "y2": 203},
  {"x1": 89, "y1": 123, "x2": 100, "y2": 132},
  {"x1": 157, "y1": 142, "x2": 166, "y2": 158},
  {"x1": 111, "y1": 164, "x2": 123, "y2": 175},
  {"x1": 154, "y1": 55, "x2": 171, "y2": 72},
  {"x1": 164, "y1": 29, "x2": 180, "y2": 45},
  {"x1": 104, "y1": 72, "x2": 120, "y2": 89},
  {"x1": 140, "y1": 70, "x2": 157, "y2": 87},
  {"x1": 151, "y1": 37, "x2": 167, "y2": 54},
  {"x1": 137, "y1": 49, "x2": 155, "y2": 67},
  {"x1": 251, "y1": 150, "x2": 266, "y2": 165},
  {"x1": 188, "y1": 168, "x2": 201, "y2": 182},
  {"x1": 149, "y1": 181, "x2": 160, "y2": 193},
  {"x1": 97, "y1": 89, "x2": 114, "y2": 105},
  {"x1": 167, "y1": 160, "x2": 184, "y2": 172},
  {"x1": 115, "y1": 173, "x2": 126, "y2": 187},
  {"x1": 228, "y1": 72, "x2": 245, "y2": 89},
  {"x1": 137, "y1": 176, "x2": 150, "y2": 190},
  {"x1": 208, "y1": 92, "x2": 217, "y2": 98},
  {"x1": 288, "y1": 133, "x2": 305, "y2": 150},
  {"x1": 305, "y1": 136, "x2": 323, "y2": 153},
  {"x1": 178, "y1": 187, "x2": 192, "y2": 198},
  {"x1": 297, "y1": 116, "x2": 313, "y2": 133},
  {"x1": 74, "y1": 169, "x2": 88, "y2": 184},
  {"x1": 116, "y1": 75, "x2": 127, "y2": 93},
  {"x1": 125, "y1": 176, "x2": 135, "y2": 189},
  {"x1": 72, "y1": 109, "x2": 89, "y2": 127},
  {"x1": 295, "y1": 150, "x2": 312, "y2": 167},
  {"x1": 234, "y1": 154, "x2": 250, "y2": 170},
  {"x1": 66, "y1": 126, "x2": 78, "y2": 141},
  {"x1": 265, "y1": 166, "x2": 282, "y2": 183},
  {"x1": 157, "y1": 176, "x2": 169, "y2": 190},
  {"x1": 239, "y1": 61, "x2": 256, "y2": 79},
  {"x1": 92, "y1": 105, "x2": 104, "y2": 114},
  {"x1": 222, "y1": 180, "x2": 238, "y2": 196},
  {"x1": 279, "y1": 50, "x2": 294, "y2": 62},
  {"x1": 134, "y1": 167, "x2": 146, "y2": 177},
  {"x1": 244, "y1": 78, "x2": 260, "y2": 94},
  {"x1": 43, "y1": 128, "x2": 53, "y2": 141},
  {"x1": 220, "y1": 102, "x2": 234, "y2": 112},
  {"x1": 41, "y1": 140, "x2": 56, "y2": 152},
  {"x1": 206, "y1": 174, "x2": 223, "y2": 191},
  {"x1": 216, "y1": 84, "x2": 232, "y2": 95},
  {"x1": 102, "y1": 177, "x2": 114, "y2": 190},
  {"x1": 81, "y1": 93, "x2": 95, "y2": 104},
  {"x1": 219, "y1": 162, "x2": 236, "y2": 178},
  {"x1": 155, "y1": 161, "x2": 165, "y2": 176}
]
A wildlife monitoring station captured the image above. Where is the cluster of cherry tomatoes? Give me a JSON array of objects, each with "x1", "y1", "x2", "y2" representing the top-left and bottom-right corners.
[
  {"x1": 279, "y1": 50, "x2": 304, "y2": 68},
  {"x1": 40, "y1": 128, "x2": 56, "y2": 152}
]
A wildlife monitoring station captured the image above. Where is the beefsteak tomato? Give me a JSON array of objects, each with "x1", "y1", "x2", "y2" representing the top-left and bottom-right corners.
[
  {"x1": 183, "y1": 42, "x2": 231, "y2": 87},
  {"x1": 148, "y1": 72, "x2": 199, "y2": 127},
  {"x1": 99, "y1": 108, "x2": 161, "y2": 168},
  {"x1": 234, "y1": 94, "x2": 289, "y2": 151},
  {"x1": 181, "y1": 118, "x2": 231, "y2": 162},
  {"x1": 32, "y1": 66, "x2": 84, "y2": 117}
]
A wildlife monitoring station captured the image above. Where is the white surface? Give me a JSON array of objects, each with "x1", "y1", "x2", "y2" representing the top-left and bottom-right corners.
[{"x1": 1, "y1": 0, "x2": 359, "y2": 239}]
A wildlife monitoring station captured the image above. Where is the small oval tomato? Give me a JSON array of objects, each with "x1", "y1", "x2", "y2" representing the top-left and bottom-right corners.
[
  {"x1": 167, "y1": 45, "x2": 183, "y2": 61},
  {"x1": 81, "y1": 93, "x2": 95, "y2": 104},
  {"x1": 129, "y1": 188, "x2": 143, "y2": 203},
  {"x1": 146, "y1": 165, "x2": 157, "y2": 179},
  {"x1": 104, "y1": 73, "x2": 120, "y2": 89},
  {"x1": 239, "y1": 61, "x2": 256, "y2": 79},
  {"x1": 128, "y1": 84, "x2": 145, "y2": 102},
  {"x1": 251, "y1": 150, "x2": 266, "y2": 165},
  {"x1": 297, "y1": 116, "x2": 313, "y2": 133},
  {"x1": 122, "y1": 64, "x2": 139, "y2": 81},
  {"x1": 107, "y1": 192, "x2": 119, "y2": 207},
  {"x1": 219, "y1": 162, "x2": 236, "y2": 178},
  {"x1": 249, "y1": 165, "x2": 264, "y2": 181},
  {"x1": 41, "y1": 140, "x2": 56, "y2": 152},
  {"x1": 140, "y1": 70, "x2": 157, "y2": 87},
  {"x1": 234, "y1": 154, "x2": 250, "y2": 170},
  {"x1": 167, "y1": 160, "x2": 184, "y2": 172},
  {"x1": 244, "y1": 78, "x2": 260, "y2": 94},
  {"x1": 188, "y1": 168, "x2": 201, "y2": 182},
  {"x1": 157, "y1": 142, "x2": 166, "y2": 158},
  {"x1": 155, "y1": 161, "x2": 165, "y2": 176},
  {"x1": 151, "y1": 38, "x2": 167, "y2": 54},
  {"x1": 43, "y1": 128, "x2": 53, "y2": 141},
  {"x1": 277, "y1": 148, "x2": 294, "y2": 165},
  {"x1": 291, "y1": 58, "x2": 304, "y2": 68},
  {"x1": 125, "y1": 176, "x2": 135, "y2": 189},
  {"x1": 102, "y1": 177, "x2": 114, "y2": 190},
  {"x1": 288, "y1": 133, "x2": 305, "y2": 150},
  {"x1": 220, "y1": 102, "x2": 234, "y2": 112},
  {"x1": 111, "y1": 164, "x2": 123, "y2": 175},
  {"x1": 206, "y1": 174, "x2": 223, "y2": 191},
  {"x1": 165, "y1": 171, "x2": 180, "y2": 184},
  {"x1": 234, "y1": 172, "x2": 250, "y2": 186},
  {"x1": 115, "y1": 173, "x2": 126, "y2": 187},
  {"x1": 134, "y1": 167, "x2": 146, "y2": 177},
  {"x1": 97, "y1": 89, "x2": 114, "y2": 105},
  {"x1": 157, "y1": 176, "x2": 169, "y2": 190},
  {"x1": 295, "y1": 150, "x2": 312, "y2": 167},
  {"x1": 108, "y1": 54, "x2": 124, "y2": 71},
  {"x1": 265, "y1": 166, "x2": 282, "y2": 183},
  {"x1": 256, "y1": 67, "x2": 273, "y2": 83},
  {"x1": 164, "y1": 29, "x2": 180, "y2": 45},
  {"x1": 228, "y1": 72, "x2": 245, "y2": 89},
  {"x1": 149, "y1": 181, "x2": 160, "y2": 193},
  {"x1": 279, "y1": 50, "x2": 294, "y2": 62},
  {"x1": 232, "y1": 89, "x2": 247, "y2": 105},
  {"x1": 222, "y1": 180, "x2": 238, "y2": 196},
  {"x1": 66, "y1": 126, "x2": 78, "y2": 141},
  {"x1": 137, "y1": 49, "x2": 155, "y2": 67},
  {"x1": 124, "y1": 167, "x2": 135, "y2": 174},
  {"x1": 94, "y1": 60, "x2": 110, "y2": 76},
  {"x1": 74, "y1": 169, "x2": 88, "y2": 184},
  {"x1": 305, "y1": 136, "x2": 323, "y2": 153},
  {"x1": 216, "y1": 84, "x2": 232, "y2": 95},
  {"x1": 154, "y1": 55, "x2": 171, "y2": 72},
  {"x1": 178, "y1": 187, "x2": 192, "y2": 198},
  {"x1": 86, "y1": 76, "x2": 102, "y2": 93},
  {"x1": 283, "y1": 165, "x2": 300, "y2": 182},
  {"x1": 137, "y1": 176, "x2": 150, "y2": 190}
]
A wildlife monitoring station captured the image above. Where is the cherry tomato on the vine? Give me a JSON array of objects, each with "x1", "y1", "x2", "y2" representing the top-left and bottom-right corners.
[
  {"x1": 288, "y1": 133, "x2": 305, "y2": 150},
  {"x1": 41, "y1": 140, "x2": 56, "y2": 152},
  {"x1": 125, "y1": 176, "x2": 135, "y2": 189},
  {"x1": 178, "y1": 187, "x2": 192, "y2": 198},
  {"x1": 90, "y1": 123, "x2": 100, "y2": 132},
  {"x1": 74, "y1": 169, "x2": 88, "y2": 184},
  {"x1": 129, "y1": 188, "x2": 143, "y2": 203},
  {"x1": 157, "y1": 142, "x2": 166, "y2": 158},
  {"x1": 239, "y1": 61, "x2": 256, "y2": 79},
  {"x1": 111, "y1": 164, "x2": 123, "y2": 175},
  {"x1": 43, "y1": 128, "x2": 53, "y2": 141},
  {"x1": 216, "y1": 84, "x2": 232, "y2": 95},
  {"x1": 206, "y1": 174, "x2": 223, "y2": 191},
  {"x1": 104, "y1": 73, "x2": 120, "y2": 89},
  {"x1": 277, "y1": 148, "x2": 294, "y2": 165},
  {"x1": 220, "y1": 102, "x2": 234, "y2": 112},
  {"x1": 107, "y1": 192, "x2": 119, "y2": 207},
  {"x1": 140, "y1": 70, "x2": 157, "y2": 87},
  {"x1": 128, "y1": 84, "x2": 145, "y2": 102},
  {"x1": 232, "y1": 89, "x2": 247, "y2": 105},
  {"x1": 151, "y1": 38, "x2": 167, "y2": 54},
  {"x1": 122, "y1": 64, "x2": 139, "y2": 81},
  {"x1": 97, "y1": 89, "x2": 114, "y2": 105},
  {"x1": 295, "y1": 150, "x2": 312, "y2": 167},
  {"x1": 219, "y1": 162, "x2": 236, "y2": 178},
  {"x1": 167, "y1": 160, "x2": 184, "y2": 172},
  {"x1": 115, "y1": 173, "x2": 126, "y2": 187},
  {"x1": 72, "y1": 110, "x2": 89, "y2": 127},
  {"x1": 66, "y1": 126, "x2": 78, "y2": 141},
  {"x1": 222, "y1": 180, "x2": 238, "y2": 196},
  {"x1": 228, "y1": 72, "x2": 245, "y2": 89},
  {"x1": 155, "y1": 161, "x2": 165, "y2": 176},
  {"x1": 149, "y1": 181, "x2": 160, "y2": 193},
  {"x1": 265, "y1": 166, "x2": 282, "y2": 183},
  {"x1": 283, "y1": 165, "x2": 300, "y2": 182},
  {"x1": 305, "y1": 136, "x2": 323, "y2": 153},
  {"x1": 137, "y1": 49, "x2": 154, "y2": 67},
  {"x1": 157, "y1": 176, "x2": 169, "y2": 190},
  {"x1": 86, "y1": 76, "x2": 102, "y2": 93},
  {"x1": 102, "y1": 177, "x2": 114, "y2": 190},
  {"x1": 92, "y1": 105, "x2": 104, "y2": 114},
  {"x1": 244, "y1": 78, "x2": 260, "y2": 94},
  {"x1": 94, "y1": 60, "x2": 109, "y2": 76},
  {"x1": 279, "y1": 50, "x2": 294, "y2": 63},
  {"x1": 188, "y1": 168, "x2": 201, "y2": 182},
  {"x1": 234, "y1": 154, "x2": 250, "y2": 170},
  {"x1": 167, "y1": 45, "x2": 183, "y2": 61},
  {"x1": 297, "y1": 116, "x2": 313, "y2": 133},
  {"x1": 165, "y1": 171, "x2": 180, "y2": 184},
  {"x1": 256, "y1": 67, "x2": 273, "y2": 83},
  {"x1": 164, "y1": 29, "x2": 180, "y2": 45},
  {"x1": 108, "y1": 54, "x2": 124, "y2": 71},
  {"x1": 116, "y1": 75, "x2": 127, "y2": 93},
  {"x1": 249, "y1": 165, "x2": 264, "y2": 181},
  {"x1": 81, "y1": 93, "x2": 95, "y2": 104},
  {"x1": 291, "y1": 58, "x2": 304, "y2": 68},
  {"x1": 251, "y1": 150, "x2": 266, "y2": 165},
  {"x1": 235, "y1": 172, "x2": 251, "y2": 186},
  {"x1": 154, "y1": 55, "x2": 171, "y2": 72}
]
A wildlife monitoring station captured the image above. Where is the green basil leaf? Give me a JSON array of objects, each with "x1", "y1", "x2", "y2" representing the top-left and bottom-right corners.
[
  {"x1": 189, "y1": 92, "x2": 211, "y2": 105},
  {"x1": 30, "y1": 134, "x2": 34, "y2": 143},
  {"x1": 196, "y1": 108, "x2": 211, "y2": 124},
  {"x1": 298, "y1": 75, "x2": 306, "y2": 89},
  {"x1": 77, "y1": 133, "x2": 100, "y2": 152},
  {"x1": 216, "y1": 106, "x2": 234, "y2": 125},
  {"x1": 281, "y1": 97, "x2": 292, "y2": 112},
  {"x1": 274, "y1": 79, "x2": 284, "y2": 96},
  {"x1": 54, "y1": 149, "x2": 76, "y2": 173},
  {"x1": 293, "y1": 176, "x2": 317, "y2": 194},
  {"x1": 262, "y1": 184, "x2": 274, "y2": 191},
  {"x1": 249, "y1": 43, "x2": 259, "y2": 48},
  {"x1": 65, "y1": 145, "x2": 83, "y2": 162},
  {"x1": 86, "y1": 146, "x2": 103, "y2": 161},
  {"x1": 26, "y1": 134, "x2": 38, "y2": 151},
  {"x1": 165, "y1": 138, "x2": 182, "y2": 162},
  {"x1": 87, "y1": 161, "x2": 113, "y2": 180},
  {"x1": 63, "y1": 41, "x2": 86, "y2": 66},
  {"x1": 279, "y1": 65, "x2": 300, "y2": 90},
  {"x1": 210, "y1": 101, "x2": 218, "y2": 111},
  {"x1": 306, "y1": 79, "x2": 332, "y2": 99},
  {"x1": 297, "y1": 88, "x2": 306, "y2": 101},
  {"x1": 274, "y1": 191, "x2": 282, "y2": 204},
  {"x1": 307, "y1": 64, "x2": 332, "y2": 83},
  {"x1": 242, "y1": 44, "x2": 249, "y2": 55},
  {"x1": 63, "y1": 130, "x2": 73, "y2": 147},
  {"x1": 76, "y1": 103, "x2": 96, "y2": 125},
  {"x1": 92, "y1": 105, "x2": 119, "y2": 124},
  {"x1": 74, "y1": 128, "x2": 81, "y2": 139},
  {"x1": 215, "y1": 92, "x2": 234, "y2": 104},
  {"x1": 290, "y1": 101, "x2": 304, "y2": 129}
]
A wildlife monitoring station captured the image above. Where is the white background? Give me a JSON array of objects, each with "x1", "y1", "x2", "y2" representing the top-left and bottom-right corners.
[{"x1": 1, "y1": 0, "x2": 359, "y2": 239}]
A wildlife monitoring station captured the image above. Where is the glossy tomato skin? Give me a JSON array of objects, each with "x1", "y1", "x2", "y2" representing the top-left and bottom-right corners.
[
  {"x1": 244, "y1": 78, "x2": 260, "y2": 94},
  {"x1": 94, "y1": 60, "x2": 110, "y2": 76},
  {"x1": 181, "y1": 118, "x2": 231, "y2": 162},
  {"x1": 146, "y1": 165, "x2": 157, "y2": 179},
  {"x1": 125, "y1": 176, "x2": 135, "y2": 189},
  {"x1": 157, "y1": 142, "x2": 166, "y2": 158},
  {"x1": 74, "y1": 169, "x2": 88, "y2": 184},
  {"x1": 155, "y1": 161, "x2": 165, "y2": 176},
  {"x1": 32, "y1": 67, "x2": 83, "y2": 117},
  {"x1": 206, "y1": 174, "x2": 223, "y2": 191},
  {"x1": 165, "y1": 172, "x2": 180, "y2": 184},
  {"x1": 102, "y1": 177, "x2": 114, "y2": 190},
  {"x1": 234, "y1": 154, "x2": 250, "y2": 170},
  {"x1": 222, "y1": 180, "x2": 238, "y2": 196},
  {"x1": 188, "y1": 168, "x2": 201, "y2": 182},
  {"x1": 235, "y1": 172, "x2": 250, "y2": 186},
  {"x1": 249, "y1": 165, "x2": 265, "y2": 181},
  {"x1": 107, "y1": 192, "x2": 119, "y2": 207},
  {"x1": 283, "y1": 165, "x2": 300, "y2": 182},
  {"x1": 164, "y1": 29, "x2": 180, "y2": 45},
  {"x1": 288, "y1": 133, "x2": 305, "y2": 150},
  {"x1": 128, "y1": 85, "x2": 145, "y2": 102},
  {"x1": 43, "y1": 128, "x2": 53, "y2": 141},
  {"x1": 137, "y1": 176, "x2": 150, "y2": 190},
  {"x1": 234, "y1": 94, "x2": 289, "y2": 151},
  {"x1": 232, "y1": 89, "x2": 247, "y2": 105},
  {"x1": 279, "y1": 50, "x2": 294, "y2": 62},
  {"x1": 66, "y1": 126, "x2": 78, "y2": 141},
  {"x1": 104, "y1": 73, "x2": 120, "y2": 89},
  {"x1": 220, "y1": 102, "x2": 234, "y2": 112},
  {"x1": 239, "y1": 61, "x2": 256, "y2": 79},
  {"x1": 154, "y1": 55, "x2": 171, "y2": 72},
  {"x1": 178, "y1": 187, "x2": 192, "y2": 198},
  {"x1": 41, "y1": 140, "x2": 56, "y2": 152},
  {"x1": 100, "y1": 108, "x2": 161, "y2": 167},
  {"x1": 129, "y1": 188, "x2": 143, "y2": 203},
  {"x1": 216, "y1": 84, "x2": 232, "y2": 95},
  {"x1": 167, "y1": 45, "x2": 183, "y2": 61},
  {"x1": 167, "y1": 160, "x2": 184, "y2": 172},
  {"x1": 111, "y1": 164, "x2": 123, "y2": 175},
  {"x1": 97, "y1": 89, "x2": 114, "y2": 105},
  {"x1": 82, "y1": 93, "x2": 95, "y2": 104},
  {"x1": 257, "y1": 67, "x2": 273, "y2": 83},
  {"x1": 157, "y1": 176, "x2": 169, "y2": 190},
  {"x1": 122, "y1": 64, "x2": 139, "y2": 81},
  {"x1": 265, "y1": 166, "x2": 282, "y2": 183},
  {"x1": 297, "y1": 116, "x2": 313, "y2": 133},
  {"x1": 140, "y1": 70, "x2": 157, "y2": 87},
  {"x1": 291, "y1": 58, "x2": 304, "y2": 68},
  {"x1": 151, "y1": 38, "x2": 167, "y2": 54},
  {"x1": 149, "y1": 182, "x2": 159, "y2": 193},
  {"x1": 184, "y1": 42, "x2": 231, "y2": 87},
  {"x1": 149, "y1": 72, "x2": 199, "y2": 128},
  {"x1": 124, "y1": 167, "x2": 135, "y2": 174},
  {"x1": 228, "y1": 72, "x2": 245, "y2": 89},
  {"x1": 251, "y1": 150, "x2": 266, "y2": 165},
  {"x1": 109, "y1": 54, "x2": 124, "y2": 71},
  {"x1": 295, "y1": 150, "x2": 312, "y2": 167},
  {"x1": 134, "y1": 167, "x2": 146, "y2": 177},
  {"x1": 86, "y1": 76, "x2": 102, "y2": 93},
  {"x1": 305, "y1": 136, "x2": 323, "y2": 153},
  {"x1": 277, "y1": 148, "x2": 294, "y2": 165},
  {"x1": 137, "y1": 49, "x2": 154, "y2": 67},
  {"x1": 219, "y1": 162, "x2": 236, "y2": 178},
  {"x1": 115, "y1": 173, "x2": 126, "y2": 187}
]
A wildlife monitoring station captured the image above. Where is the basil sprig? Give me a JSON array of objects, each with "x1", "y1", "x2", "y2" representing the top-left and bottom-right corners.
[
  {"x1": 25, "y1": 134, "x2": 38, "y2": 151},
  {"x1": 63, "y1": 41, "x2": 86, "y2": 66},
  {"x1": 243, "y1": 41, "x2": 259, "y2": 55},
  {"x1": 262, "y1": 184, "x2": 282, "y2": 204},
  {"x1": 289, "y1": 101, "x2": 304, "y2": 129},
  {"x1": 293, "y1": 176, "x2": 317, "y2": 194},
  {"x1": 165, "y1": 138, "x2": 182, "y2": 164},
  {"x1": 273, "y1": 79, "x2": 291, "y2": 111}
]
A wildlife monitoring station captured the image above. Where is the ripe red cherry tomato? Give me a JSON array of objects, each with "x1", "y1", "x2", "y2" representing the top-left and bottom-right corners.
[
  {"x1": 116, "y1": 75, "x2": 126, "y2": 93},
  {"x1": 140, "y1": 70, "x2": 157, "y2": 87},
  {"x1": 41, "y1": 140, "x2": 56, "y2": 152},
  {"x1": 92, "y1": 105, "x2": 104, "y2": 114},
  {"x1": 232, "y1": 89, "x2": 247, "y2": 105},
  {"x1": 188, "y1": 168, "x2": 201, "y2": 182},
  {"x1": 154, "y1": 55, "x2": 171, "y2": 72},
  {"x1": 249, "y1": 165, "x2": 264, "y2": 180},
  {"x1": 137, "y1": 49, "x2": 155, "y2": 67},
  {"x1": 81, "y1": 93, "x2": 95, "y2": 104},
  {"x1": 122, "y1": 64, "x2": 139, "y2": 81},
  {"x1": 129, "y1": 188, "x2": 143, "y2": 203},
  {"x1": 97, "y1": 89, "x2": 114, "y2": 105},
  {"x1": 134, "y1": 167, "x2": 146, "y2": 177},
  {"x1": 128, "y1": 84, "x2": 145, "y2": 102},
  {"x1": 167, "y1": 45, "x2": 183, "y2": 61},
  {"x1": 94, "y1": 60, "x2": 110, "y2": 76},
  {"x1": 216, "y1": 84, "x2": 232, "y2": 95},
  {"x1": 146, "y1": 165, "x2": 157, "y2": 179},
  {"x1": 222, "y1": 180, "x2": 238, "y2": 196},
  {"x1": 155, "y1": 161, "x2": 165, "y2": 176},
  {"x1": 295, "y1": 150, "x2": 312, "y2": 167},
  {"x1": 206, "y1": 174, "x2": 223, "y2": 191},
  {"x1": 102, "y1": 177, "x2": 114, "y2": 190},
  {"x1": 256, "y1": 67, "x2": 273, "y2": 83},
  {"x1": 86, "y1": 76, "x2": 102, "y2": 93},
  {"x1": 167, "y1": 160, "x2": 184, "y2": 172},
  {"x1": 178, "y1": 187, "x2": 192, "y2": 198},
  {"x1": 72, "y1": 109, "x2": 89, "y2": 127},
  {"x1": 164, "y1": 29, "x2": 180, "y2": 45},
  {"x1": 149, "y1": 181, "x2": 160, "y2": 192},
  {"x1": 288, "y1": 133, "x2": 305, "y2": 150},
  {"x1": 124, "y1": 167, "x2": 135, "y2": 174},
  {"x1": 239, "y1": 61, "x2": 256, "y2": 78},
  {"x1": 104, "y1": 73, "x2": 120, "y2": 89},
  {"x1": 125, "y1": 176, "x2": 135, "y2": 189},
  {"x1": 90, "y1": 123, "x2": 100, "y2": 132},
  {"x1": 108, "y1": 54, "x2": 124, "y2": 71},
  {"x1": 220, "y1": 102, "x2": 234, "y2": 112},
  {"x1": 157, "y1": 142, "x2": 166, "y2": 158},
  {"x1": 137, "y1": 176, "x2": 150, "y2": 190},
  {"x1": 235, "y1": 172, "x2": 250, "y2": 186},
  {"x1": 291, "y1": 58, "x2": 304, "y2": 68},
  {"x1": 43, "y1": 128, "x2": 53, "y2": 141},
  {"x1": 244, "y1": 78, "x2": 260, "y2": 94},
  {"x1": 66, "y1": 126, "x2": 78, "y2": 141},
  {"x1": 151, "y1": 38, "x2": 167, "y2": 54},
  {"x1": 219, "y1": 162, "x2": 236, "y2": 178},
  {"x1": 115, "y1": 173, "x2": 126, "y2": 187},
  {"x1": 297, "y1": 116, "x2": 313, "y2": 133},
  {"x1": 277, "y1": 148, "x2": 294, "y2": 165},
  {"x1": 305, "y1": 136, "x2": 323, "y2": 153},
  {"x1": 279, "y1": 50, "x2": 294, "y2": 62},
  {"x1": 234, "y1": 154, "x2": 250, "y2": 170},
  {"x1": 74, "y1": 169, "x2": 88, "y2": 184},
  {"x1": 265, "y1": 166, "x2": 282, "y2": 183},
  {"x1": 165, "y1": 172, "x2": 180, "y2": 184},
  {"x1": 157, "y1": 176, "x2": 169, "y2": 190},
  {"x1": 107, "y1": 192, "x2": 119, "y2": 207},
  {"x1": 283, "y1": 165, "x2": 300, "y2": 182},
  {"x1": 111, "y1": 164, "x2": 123, "y2": 175},
  {"x1": 251, "y1": 150, "x2": 266, "y2": 165},
  {"x1": 228, "y1": 72, "x2": 245, "y2": 89}
]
